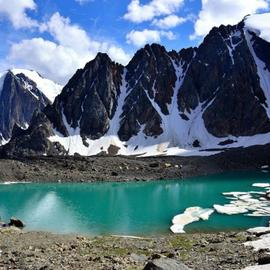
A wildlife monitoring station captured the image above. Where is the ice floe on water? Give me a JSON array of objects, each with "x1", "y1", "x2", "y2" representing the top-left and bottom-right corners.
[
  {"x1": 214, "y1": 184, "x2": 270, "y2": 217},
  {"x1": 213, "y1": 204, "x2": 248, "y2": 215},
  {"x1": 170, "y1": 181, "x2": 270, "y2": 234},
  {"x1": 170, "y1": 207, "x2": 214, "y2": 234},
  {"x1": 252, "y1": 183, "x2": 270, "y2": 188}
]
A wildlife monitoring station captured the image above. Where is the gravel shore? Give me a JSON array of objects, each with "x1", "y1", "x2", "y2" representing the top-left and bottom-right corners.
[
  {"x1": 0, "y1": 228, "x2": 268, "y2": 270},
  {"x1": 0, "y1": 144, "x2": 270, "y2": 183}
]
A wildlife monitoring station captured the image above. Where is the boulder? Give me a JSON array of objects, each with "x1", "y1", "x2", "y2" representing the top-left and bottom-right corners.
[
  {"x1": 143, "y1": 258, "x2": 191, "y2": 270},
  {"x1": 9, "y1": 217, "x2": 24, "y2": 228},
  {"x1": 107, "y1": 144, "x2": 120, "y2": 156},
  {"x1": 258, "y1": 255, "x2": 270, "y2": 265}
]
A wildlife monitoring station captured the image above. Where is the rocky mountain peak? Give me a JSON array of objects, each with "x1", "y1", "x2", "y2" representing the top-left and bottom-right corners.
[
  {"x1": 0, "y1": 70, "x2": 52, "y2": 143},
  {"x1": 46, "y1": 52, "x2": 124, "y2": 140}
]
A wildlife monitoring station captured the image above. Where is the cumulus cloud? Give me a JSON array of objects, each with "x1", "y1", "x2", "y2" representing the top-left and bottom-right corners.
[
  {"x1": 40, "y1": 12, "x2": 93, "y2": 53},
  {"x1": 124, "y1": 0, "x2": 184, "y2": 23},
  {"x1": 191, "y1": 0, "x2": 269, "y2": 39},
  {"x1": 8, "y1": 38, "x2": 88, "y2": 84},
  {"x1": 0, "y1": 0, "x2": 38, "y2": 29},
  {"x1": 126, "y1": 29, "x2": 175, "y2": 47},
  {"x1": 7, "y1": 12, "x2": 130, "y2": 84},
  {"x1": 152, "y1": 14, "x2": 187, "y2": 29}
]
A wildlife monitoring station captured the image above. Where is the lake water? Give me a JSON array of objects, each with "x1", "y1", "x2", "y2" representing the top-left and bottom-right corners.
[{"x1": 0, "y1": 171, "x2": 269, "y2": 236}]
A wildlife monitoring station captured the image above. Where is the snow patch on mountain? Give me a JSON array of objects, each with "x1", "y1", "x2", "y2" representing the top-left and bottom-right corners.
[
  {"x1": 107, "y1": 69, "x2": 128, "y2": 135},
  {"x1": 11, "y1": 69, "x2": 62, "y2": 102},
  {"x1": 0, "y1": 71, "x2": 7, "y2": 96},
  {"x1": 245, "y1": 13, "x2": 270, "y2": 42}
]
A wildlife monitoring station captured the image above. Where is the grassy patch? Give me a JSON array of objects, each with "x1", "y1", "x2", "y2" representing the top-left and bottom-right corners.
[{"x1": 169, "y1": 236, "x2": 193, "y2": 250}]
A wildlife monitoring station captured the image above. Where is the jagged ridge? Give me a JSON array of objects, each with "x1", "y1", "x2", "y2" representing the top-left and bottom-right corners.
[{"x1": 2, "y1": 14, "x2": 270, "y2": 157}]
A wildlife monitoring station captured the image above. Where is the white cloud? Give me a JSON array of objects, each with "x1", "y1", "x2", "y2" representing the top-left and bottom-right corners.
[
  {"x1": 126, "y1": 29, "x2": 175, "y2": 47},
  {"x1": 124, "y1": 0, "x2": 184, "y2": 23},
  {"x1": 152, "y1": 14, "x2": 187, "y2": 29},
  {"x1": 191, "y1": 0, "x2": 269, "y2": 39},
  {"x1": 40, "y1": 12, "x2": 93, "y2": 53},
  {"x1": 8, "y1": 38, "x2": 88, "y2": 84},
  {"x1": 0, "y1": 0, "x2": 38, "y2": 29},
  {"x1": 75, "y1": 0, "x2": 93, "y2": 5},
  {"x1": 6, "y1": 12, "x2": 131, "y2": 84}
]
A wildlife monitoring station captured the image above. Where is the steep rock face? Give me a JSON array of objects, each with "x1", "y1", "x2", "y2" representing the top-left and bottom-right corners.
[
  {"x1": 0, "y1": 71, "x2": 50, "y2": 142},
  {"x1": 49, "y1": 53, "x2": 124, "y2": 140},
  {"x1": 178, "y1": 22, "x2": 270, "y2": 137},
  {"x1": 118, "y1": 45, "x2": 174, "y2": 141},
  {"x1": 118, "y1": 44, "x2": 196, "y2": 141}
]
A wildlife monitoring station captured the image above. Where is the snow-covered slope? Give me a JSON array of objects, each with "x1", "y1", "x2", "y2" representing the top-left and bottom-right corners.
[{"x1": 11, "y1": 69, "x2": 62, "y2": 102}]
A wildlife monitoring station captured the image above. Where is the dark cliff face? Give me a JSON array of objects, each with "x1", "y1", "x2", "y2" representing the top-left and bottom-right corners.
[
  {"x1": 0, "y1": 71, "x2": 50, "y2": 142},
  {"x1": 2, "y1": 17, "x2": 270, "y2": 157},
  {"x1": 48, "y1": 53, "x2": 124, "y2": 140},
  {"x1": 118, "y1": 44, "x2": 175, "y2": 141},
  {"x1": 178, "y1": 23, "x2": 270, "y2": 137},
  {"x1": 118, "y1": 44, "x2": 196, "y2": 141}
]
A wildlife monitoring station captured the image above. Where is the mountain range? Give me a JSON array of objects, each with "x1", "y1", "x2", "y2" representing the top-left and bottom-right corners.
[{"x1": 1, "y1": 13, "x2": 270, "y2": 157}]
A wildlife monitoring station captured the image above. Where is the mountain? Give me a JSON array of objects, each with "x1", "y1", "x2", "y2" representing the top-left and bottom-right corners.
[
  {"x1": 0, "y1": 69, "x2": 62, "y2": 144},
  {"x1": 2, "y1": 13, "x2": 270, "y2": 157}
]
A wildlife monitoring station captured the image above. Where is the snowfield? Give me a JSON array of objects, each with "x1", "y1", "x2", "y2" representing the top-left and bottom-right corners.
[{"x1": 11, "y1": 69, "x2": 62, "y2": 102}]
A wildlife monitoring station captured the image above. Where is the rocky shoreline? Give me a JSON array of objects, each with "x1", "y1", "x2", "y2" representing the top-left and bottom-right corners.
[
  {"x1": 0, "y1": 144, "x2": 270, "y2": 183},
  {"x1": 0, "y1": 227, "x2": 269, "y2": 270}
]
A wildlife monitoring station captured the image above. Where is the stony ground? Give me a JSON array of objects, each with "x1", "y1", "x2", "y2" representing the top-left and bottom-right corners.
[
  {"x1": 0, "y1": 144, "x2": 270, "y2": 183},
  {"x1": 0, "y1": 228, "x2": 268, "y2": 270}
]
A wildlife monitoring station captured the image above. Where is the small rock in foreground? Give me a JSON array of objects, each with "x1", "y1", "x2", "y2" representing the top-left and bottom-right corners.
[
  {"x1": 144, "y1": 258, "x2": 191, "y2": 270},
  {"x1": 8, "y1": 218, "x2": 24, "y2": 228}
]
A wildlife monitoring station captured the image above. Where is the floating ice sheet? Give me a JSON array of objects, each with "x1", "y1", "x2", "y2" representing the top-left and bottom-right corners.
[
  {"x1": 170, "y1": 207, "x2": 214, "y2": 234},
  {"x1": 214, "y1": 204, "x2": 248, "y2": 215},
  {"x1": 216, "y1": 184, "x2": 270, "y2": 217},
  {"x1": 252, "y1": 183, "x2": 270, "y2": 188}
]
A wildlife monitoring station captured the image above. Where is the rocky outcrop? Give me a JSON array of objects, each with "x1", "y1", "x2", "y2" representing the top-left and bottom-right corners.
[
  {"x1": 1, "y1": 110, "x2": 66, "y2": 157},
  {"x1": 118, "y1": 45, "x2": 195, "y2": 141},
  {"x1": 8, "y1": 218, "x2": 24, "y2": 228},
  {"x1": 178, "y1": 23, "x2": 270, "y2": 137},
  {"x1": 48, "y1": 53, "x2": 124, "y2": 140},
  {"x1": 0, "y1": 71, "x2": 50, "y2": 142}
]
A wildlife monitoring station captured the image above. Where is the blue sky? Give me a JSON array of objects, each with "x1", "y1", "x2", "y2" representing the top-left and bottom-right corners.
[{"x1": 0, "y1": 0, "x2": 269, "y2": 84}]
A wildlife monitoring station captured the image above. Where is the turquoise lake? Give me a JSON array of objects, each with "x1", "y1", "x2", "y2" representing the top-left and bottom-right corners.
[{"x1": 0, "y1": 171, "x2": 269, "y2": 235}]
